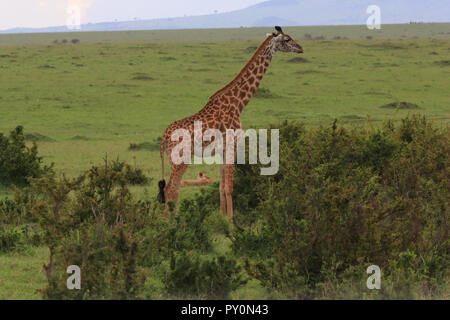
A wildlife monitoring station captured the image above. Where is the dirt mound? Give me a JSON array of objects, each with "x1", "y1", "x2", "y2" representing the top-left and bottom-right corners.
[{"x1": 380, "y1": 102, "x2": 419, "y2": 110}]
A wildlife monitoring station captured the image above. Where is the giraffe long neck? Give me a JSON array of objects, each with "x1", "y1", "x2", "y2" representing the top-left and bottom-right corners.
[{"x1": 207, "y1": 35, "x2": 276, "y2": 115}]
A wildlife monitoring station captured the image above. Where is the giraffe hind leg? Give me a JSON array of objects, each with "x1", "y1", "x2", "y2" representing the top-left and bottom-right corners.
[
  {"x1": 220, "y1": 165, "x2": 226, "y2": 216},
  {"x1": 224, "y1": 164, "x2": 234, "y2": 219}
]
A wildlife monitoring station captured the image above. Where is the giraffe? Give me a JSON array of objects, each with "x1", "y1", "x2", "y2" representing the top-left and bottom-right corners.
[{"x1": 158, "y1": 26, "x2": 303, "y2": 219}]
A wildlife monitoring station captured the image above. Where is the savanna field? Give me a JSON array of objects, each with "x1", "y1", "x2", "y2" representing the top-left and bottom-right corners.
[{"x1": 0, "y1": 24, "x2": 449, "y2": 299}]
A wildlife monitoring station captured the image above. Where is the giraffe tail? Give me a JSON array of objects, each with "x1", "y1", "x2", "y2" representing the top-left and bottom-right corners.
[{"x1": 158, "y1": 136, "x2": 166, "y2": 203}]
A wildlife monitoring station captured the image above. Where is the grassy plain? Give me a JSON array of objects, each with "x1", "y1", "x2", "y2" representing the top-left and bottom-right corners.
[
  {"x1": 0, "y1": 24, "x2": 449, "y2": 299},
  {"x1": 1, "y1": 23, "x2": 450, "y2": 45}
]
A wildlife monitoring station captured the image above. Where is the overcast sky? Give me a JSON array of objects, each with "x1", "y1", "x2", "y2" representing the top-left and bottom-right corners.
[{"x1": 0, "y1": 0, "x2": 265, "y2": 30}]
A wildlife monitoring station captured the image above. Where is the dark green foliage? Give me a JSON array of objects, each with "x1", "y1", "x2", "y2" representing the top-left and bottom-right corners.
[
  {"x1": 158, "y1": 185, "x2": 247, "y2": 299},
  {"x1": 31, "y1": 166, "x2": 149, "y2": 299},
  {"x1": 0, "y1": 186, "x2": 45, "y2": 252},
  {"x1": 0, "y1": 224, "x2": 43, "y2": 253},
  {"x1": 232, "y1": 115, "x2": 449, "y2": 298},
  {"x1": 2, "y1": 115, "x2": 447, "y2": 299},
  {"x1": 26, "y1": 158, "x2": 236, "y2": 299},
  {"x1": 165, "y1": 183, "x2": 221, "y2": 253},
  {"x1": 356, "y1": 131, "x2": 396, "y2": 170},
  {"x1": 168, "y1": 199, "x2": 213, "y2": 252},
  {"x1": 164, "y1": 250, "x2": 245, "y2": 299},
  {"x1": 0, "y1": 226, "x2": 23, "y2": 253},
  {"x1": 111, "y1": 158, "x2": 149, "y2": 185},
  {"x1": 0, "y1": 186, "x2": 38, "y2": 225},
  {"x1": 0, "y1": 126, "x2": 53, "y2": 186},
  {"x1": 28, "y1": 159, "x2": 158, "y2": 299}
]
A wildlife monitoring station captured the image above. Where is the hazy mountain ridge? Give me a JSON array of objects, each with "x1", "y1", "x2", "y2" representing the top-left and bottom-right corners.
[{"x1": 1, "y1": 0, "x2": 449, "y2": 33}]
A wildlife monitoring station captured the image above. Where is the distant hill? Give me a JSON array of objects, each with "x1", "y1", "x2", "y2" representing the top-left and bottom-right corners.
[{"x1": 1, "y1": 0, "x2": 449, "y2": 33}]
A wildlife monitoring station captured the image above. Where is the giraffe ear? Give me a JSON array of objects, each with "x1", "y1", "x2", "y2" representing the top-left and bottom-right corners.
[
  {"x1": 266, "y1": 33, "x2": 273, "y2": 37},
  {"x1": 273, "y1": 33, "x2": 283, "y2": 42}
]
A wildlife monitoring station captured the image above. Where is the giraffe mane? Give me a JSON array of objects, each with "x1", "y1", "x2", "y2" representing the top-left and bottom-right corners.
[{"x1": 207, "y1": 34, "x2": 274, "y2": 102}]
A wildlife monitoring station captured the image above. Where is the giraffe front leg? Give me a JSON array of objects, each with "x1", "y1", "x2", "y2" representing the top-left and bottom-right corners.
[
  {"x1": 165, "y1": 163, "x2": 188, "y2": 207},
  {"x1": 220, "y1": 165, "x2": 226, "y2": 216},
  {"x1": 224, "y1": 164, "x2": 234, "y2": 219}
]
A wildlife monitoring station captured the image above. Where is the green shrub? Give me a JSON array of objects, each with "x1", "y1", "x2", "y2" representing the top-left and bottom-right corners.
[
  {"x1": 0, "y1": 186, "x2": 39, "y2": 225},
  {"x1": 232, "y1": 115, "x2": 449, "y2": 299},
  {"x1": 0, "y1": 224, "x2": 44, "y2": 253},
  {"x1": 167, "y1": 198, "x2": 213, "y2": 253},
  {"x1": 0, "y1": 227, "x2": 23, "y2": 253},
  {"x1": 4, "y1": 115, "x2": 447, "y2": 300},
  {"x1": 109, "y1": 158, "x2": 150, "y2": 185},
  {"x1": 41, "y1": 222, "x2": 147, "y2": 300},
  {"x1": 30, "y1": 161, "x2": 156, "y2": 299},
  {"x1": 0, "y1": 126, "x2": 53, "y2": 186},
  {"x1": 28, "y1": 156, "x2": 226, "y2": 299},
  {"x1": 164, "y1": 250, "x2": 246, "y2": 299}
]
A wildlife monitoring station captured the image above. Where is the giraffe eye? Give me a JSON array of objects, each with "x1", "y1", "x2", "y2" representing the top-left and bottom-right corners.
[{"x1": 284, "y1": 39, "x2": 290, "y2": 43}]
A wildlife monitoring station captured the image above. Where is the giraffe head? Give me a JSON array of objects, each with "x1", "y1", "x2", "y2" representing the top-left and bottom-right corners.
[{"x1": 271, "y1": 26, "x2": 303, "y2": 54}]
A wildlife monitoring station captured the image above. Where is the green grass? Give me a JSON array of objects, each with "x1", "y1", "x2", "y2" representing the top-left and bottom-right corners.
[
  {"x1": 1, "y1": 35, "x2": 448, "y2": 196},
  {"x1": 0, "y1": 247, "x2": 48, "y2": 299},
  {"x1": 0, "y1": 25, "x2": 449, "y2": 299}
]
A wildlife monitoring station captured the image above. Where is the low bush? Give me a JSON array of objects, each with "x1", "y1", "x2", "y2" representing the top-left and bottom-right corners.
[
  {"x1": 128, "y1": 137, "x2": 161, "y2": 152},
  {"x1": 164, "y1": 250, "x2": 246, "y2": 299},
  {"x1": 0, "y1": 224, "x2": 44, "y2": 253},
  {"x1": 31, "y1": 163, "x2": 150, "y2": 299},
  {"x1": 0, "y1": 126, "x2": 53, "y2": 186},
  {"x1": 28, "y1": 158, "x2": 232, "y2": 299},
  {"x1": 2, "y1": 115, "x2": 446, "y2": 299},
  {"x1": 0, "y1": 227, "x2": 23, "y2": 253},
  {"x1": 232, "y1": 115, "x2": 449, "y2": 299}
]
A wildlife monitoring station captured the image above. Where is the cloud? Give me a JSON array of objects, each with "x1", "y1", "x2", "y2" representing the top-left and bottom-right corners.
[{"x1": 67, "y1": 0, "x2": 92, "y2": 9}]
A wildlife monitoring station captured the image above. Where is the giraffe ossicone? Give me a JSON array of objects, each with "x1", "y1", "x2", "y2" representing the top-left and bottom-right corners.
[{"x1": 158, "y1": 26, "x2": 304, "y2": 219}]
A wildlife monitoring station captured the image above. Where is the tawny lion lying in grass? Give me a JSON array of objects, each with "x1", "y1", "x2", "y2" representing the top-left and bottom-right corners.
[{"x1": 180, "y1": 172, "x2": 213, "y2": 187}]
